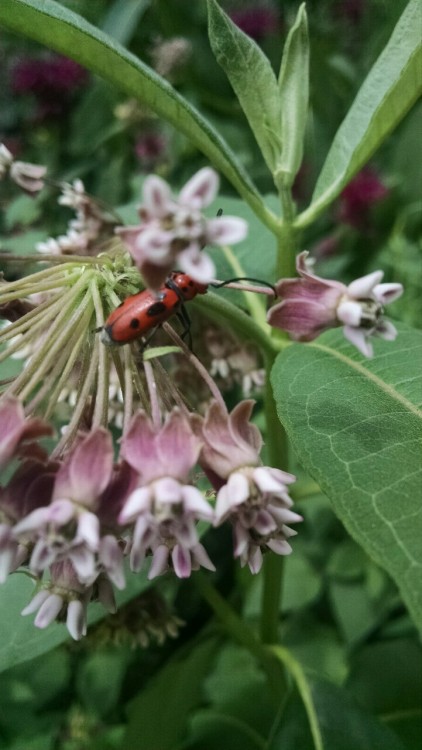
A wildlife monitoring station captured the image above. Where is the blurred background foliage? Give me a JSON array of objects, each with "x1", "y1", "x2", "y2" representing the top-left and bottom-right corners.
[{"x1": 0, "y1": 1, "x2": 421, "y2": 748}]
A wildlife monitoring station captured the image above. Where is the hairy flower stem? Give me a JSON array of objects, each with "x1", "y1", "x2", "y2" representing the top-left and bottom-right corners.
[
  {"x1": 260, "y1": 351, "x2": 290, "y2": 644},
  {"x1": 194, "y1": 573, "x2": 286, "y2": 704},
  {"x1": 91, "y1": 279, "x2": 109, "y2": 428},
  {"x1": 144, "y1": 359, "x2": 161, "y2": 427},
  {"x1": 162, "y1": 323, "x2": 226, "y2": 410}
]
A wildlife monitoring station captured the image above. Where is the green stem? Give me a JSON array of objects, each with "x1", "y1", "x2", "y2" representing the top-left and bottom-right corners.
[
  {"x1": 194, "y1": 573, "x2": 286, "y2": 703},
  {"x1": 260, "y1": 351, "x2": 290, "y2": 644}
]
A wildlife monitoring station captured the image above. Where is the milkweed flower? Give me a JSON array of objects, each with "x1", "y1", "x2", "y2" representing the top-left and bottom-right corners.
[
  {"x1": 191, "y1": 400, "x2": 300, "y2": 574},
  {"x1": 21, "y1": 560, "x2": 115, "y2": 641},
  {"x1": 267, "y1": 251, "x2": 403, "y2": 357},
  {"x1": 0, "y1": 143, "x2": 46, "y2": 192},
  {"x1": 119, "y1": 409, "x2": 215, "y2": 579},
  {"x1": 117, "y1": 167, "x2": 248, "y2": 290}
]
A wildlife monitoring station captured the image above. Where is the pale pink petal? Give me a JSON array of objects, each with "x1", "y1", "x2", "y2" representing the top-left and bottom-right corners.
[
  {"x1": 13, "y1": 506, "x2": 52, "y2": 536},
  {"x1": 247, "y1": 545, "x2": 263, "y2": 574},
  {"x1": 181, "y1": 485, "x2": 214, "y2": 520},
  {"x1": 215, "y1": 473, "x2": 249, "y2": 522},
  {"x1": 254, "y1": 510, "x2": 277, "y2": 535},
  {"x1": 372, "y1": 283, "x2": 403, "y2": 305},
  {"x1": 29, "y1": 539, "x2": 58, "y2": 572},
  {"x1": 148, "y1": 544, "x2": 169, "y2": 579},
  {"x1": 347, "y1": 271, "x2": 383, "y2": 299},
  {"x1": 343, "y1": 325, "x2": 373, "y2": 357},
  {"x1": 267, "y1": 538, "x2": 293, "y2": 555},
  {"x1": 178, "y1": 247, "x2": 216, "y2": 284},
  {"x1": 69, "y1": 547, "x2": 96, "y2": 583},
  {"x1": 99, "y1": 536, "x2": 125, "y2": 589},
  {"x1": 253, "y1": 466, "x2": 296, "y2": 491},
  {"x1": 21, "y1": 589, "x2": 50, "y2": 616},
  {"x1": 174, "y1": 518, "x2": 198, "y2": 547},
  {"x1": 119, "y1": 486, "x2": 152, "y2": 524},
  {"x1": 47, "y1": 499, "x2": 76, "y2": 526},
  {"x1": 69, "y1": 429, "x2": 114, "y2": 504},
  {"x1": 233, "y1": 524, "x2": 249, "y2": 557},
  {"x1": 135, "y1": 226, "x2": 173, "y2": 263},
  {"x1": 157, "y1": 410, "x2": 201, "y2": 480},
  {"x1": 154, "y1": 477, "x2": 183, "y2": 505},
  {"x1": 172, "y1": 544, "x2": 192, "y2": 578},
  {"x1": 120, "y1": 412, "x2": 159, "y2": 475},
  {"x1": 206, "y1": 216, "x2": 248, "y2": 245},
  {"x1": 34, "y1": 593, "x2": 63, "y2": 628},
  {"x1": 336, "y1": 299, "x2": 363, "y2": 326},
  {"x1": 191, "y1": 543, "x2": 216, "y2": 572},
  {"x1": 179, "y1": 167, "x2": 218, "y2": 209},
  {"x1": 268, "y1": 506, "x2": 303, "y2": 526},
  {"x1": 376, "y1": 320, "x2": 397, "y2": 341},
  {"x1": 76, "y1": 512, "x2": 100, "y2": 551},
  {"x1": 66, "y1": 600, "x2": 86, "y2": 640},
  {"x1": 142, "y1": 175, "x2": 173, "y2": 217}
]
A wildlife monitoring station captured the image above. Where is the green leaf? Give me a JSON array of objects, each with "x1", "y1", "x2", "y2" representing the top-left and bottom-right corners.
[
  {"x1": 101, "y1": 0, "x2": 151, "y2": 45},
  {"x1": 277, "y1": 3, "x2": 309, "y2": 187},
  {"x1": 274, "y1": 678, "x2": 406, "y2": 750},
  {"x1": 206, "y1": 0, "x2": 282, "y2": 174},
  {"x1": 296, "y1": 0, "x2": 422, "y2": 227},
  {"x1": 0, "y1": 567, "x2": 150, "y2": 673},
  {"x1": 123, "y1": 636, "x2": 219, "y2": 750},
  {"x1": 271, "y1": 323, "x2": 422, "y2": 633},
  {"x1": 0, "y1": 0, "x2": 274, "y2": 228}
]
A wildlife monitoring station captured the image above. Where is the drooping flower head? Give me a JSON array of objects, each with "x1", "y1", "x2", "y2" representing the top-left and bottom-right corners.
[
  {"x1": 119, "y1": 409, "x2": 215, "y2": 579},
  {"x1": 267, "y1": 251, "x2": 403, "y2": 357},
  {"x1": 192, "y1": 400, "x2": 300, "y2": 574},
  {"x1": 116, "y1": 167, "x2": 248, "y2": 291}
]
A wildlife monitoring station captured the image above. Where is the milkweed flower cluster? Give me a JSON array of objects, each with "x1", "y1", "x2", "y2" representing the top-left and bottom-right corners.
[
  {"x1": 0, "y1": 397, "x2": 299, "y2": 640},
  {"x1": 0, "y1": 147, "x2": 405, "y2": 644},
  {"x1": 267, "y1": 251, "x2": 403, "y2": 357}
]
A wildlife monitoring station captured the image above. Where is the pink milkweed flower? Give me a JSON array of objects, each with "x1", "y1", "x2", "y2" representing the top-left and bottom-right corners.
[
  {"x1": 0, "y1": 142, "x2": 46, "y2": 192},
  {"x1": 0, "y1": 398, "x2": 53, "y2": 468},
  {"x1": 119, "y1": 409, "x2": 215, "y2": 579},
  {"x1": 13, "y1": 428, "x2": 114, "y2": 584},
  {"x1": 0, "y1": 459, "x2": 57, "y2": 583},
  {"x1": 116, "y1": 167, "x2": 248, "y2": 291},
  {"x1": 229, "y1": 7, "x2": 281, "y2": 40},
  {"x1": 21, "y1": 560, "x2": 115, "y2": 640},
  {"x1": 267, "y1": 251, "x2": 403, "y2": 358},
  {"x1": 191, "y1": 400, "x2": 300, "y2": 574}
]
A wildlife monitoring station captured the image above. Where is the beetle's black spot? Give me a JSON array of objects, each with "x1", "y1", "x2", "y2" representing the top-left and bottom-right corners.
[
  {"x1": 188, "y1": 280, "x2": 194, "y2": 286},
  {"x1": 130, "y1": 318, "x2": 140, "y2": 329},
  {"x1": 181, "y1": 286, "x2": 188, "y2": 293},
  {"x1": 147, "y1": 301, "x2": 167, "y2": 317}
]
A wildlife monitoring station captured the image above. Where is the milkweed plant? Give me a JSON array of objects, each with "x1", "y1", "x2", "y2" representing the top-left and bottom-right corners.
[{"x1": 0, "y1": 1, "x2": 421, "y2": 748}]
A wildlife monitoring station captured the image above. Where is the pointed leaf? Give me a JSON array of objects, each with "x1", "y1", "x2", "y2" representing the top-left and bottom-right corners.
[
  {"x1": 271, "y1": 324, "x2": 422, "y2": 633},
  {"x1": 0, "y1": 0, "x2": 271, "y2": 224},
  {"x1": 207, "y1": 0, "x2": 282, "y2": 173},
  {"x1": 277, "y1": 3, "x2": 309, "y2": 187},
  {"x1": 297, "y1": 0, "x2": 422, "y2": 227}
]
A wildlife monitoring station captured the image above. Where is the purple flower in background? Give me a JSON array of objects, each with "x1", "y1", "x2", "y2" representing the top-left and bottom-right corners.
[
  {"x1": 11, "y1": 55, "x2": 87, "y2": 120},
  {"x1": 267, "y1": 251, "x2": 403, "y2": 357},
  {"x1": 338, "y1": 169, "x2": 389, "y2": 229},
  {"x1": 332, "y1": 0, "x2": 365, "y2": 25},
  {"x1": 230, "y1": 6, "x2": 281, "y2": 40},
  {"x1": 135, "y1": 132, "x2": 167, "y2": 169}
]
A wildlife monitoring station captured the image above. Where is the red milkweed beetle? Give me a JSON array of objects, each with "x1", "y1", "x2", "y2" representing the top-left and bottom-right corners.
[
  {"x1": 101, "y1": 271, "x2": 275, "y2": 346},
  {"x1": 101, "y1": 272, "x2": 208, "y2": 345}
]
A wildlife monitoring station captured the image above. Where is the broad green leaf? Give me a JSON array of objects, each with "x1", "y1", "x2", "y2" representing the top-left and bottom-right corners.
[
  {"x1": 296, "y1": 0, "x2": 422, "y2": 227},
  {"x1": 0, "y1": 0, "x2": 274, "y2": 227},
  {"x1": 277, "y1": 3, "x2": 309, "y2": 187},
  {"x1": 207, "y1": 0, "x2": 282, "y2": 174},
  {"x1": 0, "y1": 567, "x2": 150, "y2": 672},
  {"x1": 271, "y1": 324, "x2": 422, "y2": 633},
  {"x1": 274, "y1": 677, "x2": 406, "y2": 750},
  {"x1": 124, "y1": 636, "x2": 219, "y2": 750}
]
